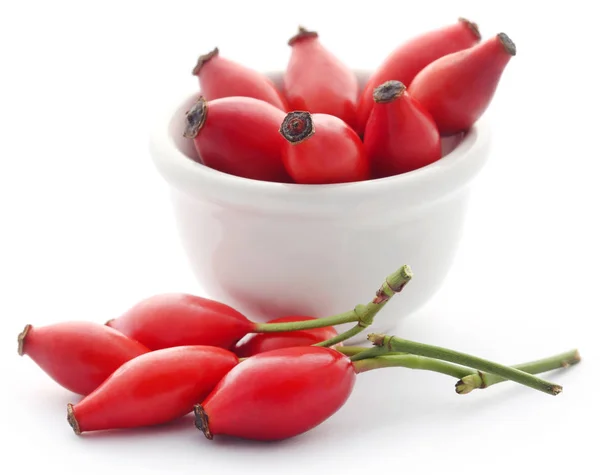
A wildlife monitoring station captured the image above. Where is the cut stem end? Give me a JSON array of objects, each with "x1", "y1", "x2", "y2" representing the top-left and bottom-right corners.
[
  {"x1": 288, "y1": 26, "x2": 319, "y2": 46},
  {"x1": 193, "y1": 404, "x2": 213, "y2": 440},
  {"x1": 67, "y1": 403, "x2": 81, "y2": 435},
  {"x1": 279, "y1": 111, "x2": 315, "y2": 144},
  {"x1": 183, "y1": 97, "x2": 208, "y2": 139},
  {"x1": 497, "y1": 33, "x2": 516, "y2": 56},
  {"x1": 373, "y1": 81, "x2": 407, "y2": 104},
  {"x1": 192, "y1": 47, "x2": 219, "y2": 76},
  {"x1": 458, "y1": 17, "x2": 481, "y2": 40},
  {"x1": 17, "y1": 324, "x2": 31, "y2": 356}
]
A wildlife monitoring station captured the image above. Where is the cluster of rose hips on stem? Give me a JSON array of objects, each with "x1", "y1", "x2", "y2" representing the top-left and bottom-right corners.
[{"x1": 19, "y1": 264, "x2": 579, "y2": 442}]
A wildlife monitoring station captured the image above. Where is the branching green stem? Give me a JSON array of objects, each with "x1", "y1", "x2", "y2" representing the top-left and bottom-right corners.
[
  {"x1": 352, "y1": 334, "x2": 565, "y2": 396},
  {"x1": 456, "y1": 349, "x2": 581, "y2": 394}
]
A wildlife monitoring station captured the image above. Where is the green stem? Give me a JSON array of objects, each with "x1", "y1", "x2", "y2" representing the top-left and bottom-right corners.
[
  {"x1": 253, "y1": 265, "x2": 413, "y2": 338},
  {"x1": 335, "y1": 346, "x2": 369, "y2": 356},
  {"x1": 456, "y1": 349, "x2": 581, "y2": 394},
  {"x1": 253, "y1": 310, "x2": 358, "y2": 333},
  {"x1": 316, "y1": 265, "x2": 413, "y2": 347},
  {"x1": 353, "y1": 334, "x2": 564, "y2": 396},
  {"x1": 353, "y1": 354, "x2": 472, "y2": 379}
]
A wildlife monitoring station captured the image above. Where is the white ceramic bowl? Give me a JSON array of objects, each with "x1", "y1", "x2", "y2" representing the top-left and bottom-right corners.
[{"x1": 149, "y1": 71, "x2": 491, "y2": 343}]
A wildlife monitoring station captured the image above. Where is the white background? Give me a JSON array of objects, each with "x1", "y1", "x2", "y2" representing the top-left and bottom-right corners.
[{"x1": 1, "y1": 1, "x2": 599, "y2": 474}]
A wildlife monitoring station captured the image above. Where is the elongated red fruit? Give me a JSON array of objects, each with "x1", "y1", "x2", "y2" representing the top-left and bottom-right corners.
[
  {"x1": 107, "y1": 293, "x2": 255, "y2": 351},
  {"x1": 183, "y1": 96, "x2": 291, "y2": 182},
  {"x1": 408, "y1": 33, "x2": 517, "y2": 136},
  {"x1": 192, "y1": 48, "x2": 288, "y2": 110},
  {"x1": 284, "y1": 27, "x2": 359, "y2": 130},
  {"x1": 363, "y1": 80, "x2": 441, "y2": 177},
  {"x1": 356, "y1": 18, "x2": 481, "y2": 136},
  {"x1": 17, "y1": 322, "x2": 149, "y2": 396},
  {"x1": 279, "y1": 111, "x2": 369, "y2": 184},
  {"x1": 234, "y1": 316, "x2": 339, "y2": 357},
  {"x1": 194, "y1": 346, "x2": 355, "y2": 441},
  {"x1": 67, "y1": 346, "x2": 238, "y2": 434}
]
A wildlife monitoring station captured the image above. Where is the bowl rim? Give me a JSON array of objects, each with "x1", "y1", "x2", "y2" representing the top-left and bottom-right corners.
[{"x1": 149, "y1": 77, "x2": 492, "y2": 215}]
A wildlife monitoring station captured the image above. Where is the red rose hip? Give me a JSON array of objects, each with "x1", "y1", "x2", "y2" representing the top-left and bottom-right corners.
[
  {"x1": 284, "y1": 27, "x2": 359, "y2": 130},
  {"x1": 192, "y1": 48, "x2": 288, "y2": 110},
  {"x1": 363, "y1": 80, "x2": 441, "y2": 177},
  {"x1": 67, "y1": 346, "x2": 238, "y2": 434},
  {"x1": 194, "y1": 346, "x2": 356, "y2": 441},
  {"x1": 408, "y1": 33, "x2": 517, "y2": 136},
  {"x1": 107, "y1": 293, "x2": 255, "y2": 351},
  {"x1": 234, "y1": 315, "x2": 339, "y2": 357},
  {"x1": 183, "y1": 96, "x2": 291, "y2": 183},
  {"x1": 279, "y1": 111, "x2": 369, "y2": 184},
  {"x1": 18, "y1": 322, "x2": 150, "y2": 396},
  {"x1": 356, "y1": 18, "x2": 481, "y2": 136}
]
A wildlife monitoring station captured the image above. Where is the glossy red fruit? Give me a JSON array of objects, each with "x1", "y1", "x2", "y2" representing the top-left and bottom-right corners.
[
  {"x1": 17, "y1": 322, "x2": 149, "y2": 396},
  {"x1": 107, "y1": 293, "x2": 255, "y2": 351},
  {"x1": 284, "y1": 27, "x2": 359, "y2": 131},
  {"x1": 183, "y1": 96, "x2": 291, "y2": 182},
  {"x1": 279, "y1": 111, "x2": 369, "y2": 184},
  {"x1": 67, "y1": 346, "x2": 238, "y2": 434},
  {"x1": 192, "y1": 48, "x2": 288, "y2": 111},
  {"x1": 234, "y1": 316, "x2": 339, "y2": 357},
  {"x1": 363, "y1": 80, "x2": 441, "y2": 177},
  {"x1": 356, "y1": 18, "x2": 481, "y2": 136},
  {"x1": 408, "y1": 33, "x2": 517, "y2": 136},
  {"x1": 194, "y1": 346, "x2": 355, "y2": 441}
]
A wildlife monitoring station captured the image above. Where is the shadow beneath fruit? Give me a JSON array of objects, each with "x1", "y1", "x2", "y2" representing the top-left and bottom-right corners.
[{"x1": 77, "y1": 414, "x2": 197, "y2": 440}]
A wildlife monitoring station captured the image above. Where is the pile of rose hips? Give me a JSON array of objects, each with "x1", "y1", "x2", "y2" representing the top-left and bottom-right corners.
[
  {"x1": 183, "y1": 19, "x2": 516, "y2": 184},
  {"x1": 19, "y1": 265, "x2": 579, "y2": 442}
]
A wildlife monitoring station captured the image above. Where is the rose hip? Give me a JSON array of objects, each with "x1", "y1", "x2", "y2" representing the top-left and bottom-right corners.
[
  {"x1": 279, "y1": 111, "x2": 369, "y2": 184},
  {"x1": 363, "y1": 80, "x2": 441, "y2": 177},
  {"x1": 183, "y1": 96, "x2": 291, "y2": 183},
  {"x1": 408, "y1": 33, "x2": 517, "y2": 136},
  {"x1": 67, "y1": 346, "x2": 238, "y2": 434},
  {"x1": 18, "y1": 322, "x2": 149, "y2": 396},
  {"x1": 192, "y1": 48, "x2": 288, "y2": 110},
  {"x1": 107, "y1": 293, "x2": 255, "y2": 351},
  {"x1": 284, "y1": 27, "x2": 360, "y2": 131},
  {"x1": 194, "y1": 346, "x2": 355, "y2": 441},
  {"x1": 356, "y1": 18, "x2": 481, "y2": 136},
  {"x1": 234, "y1": 316, "x2": 339, "y2": 357}
]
